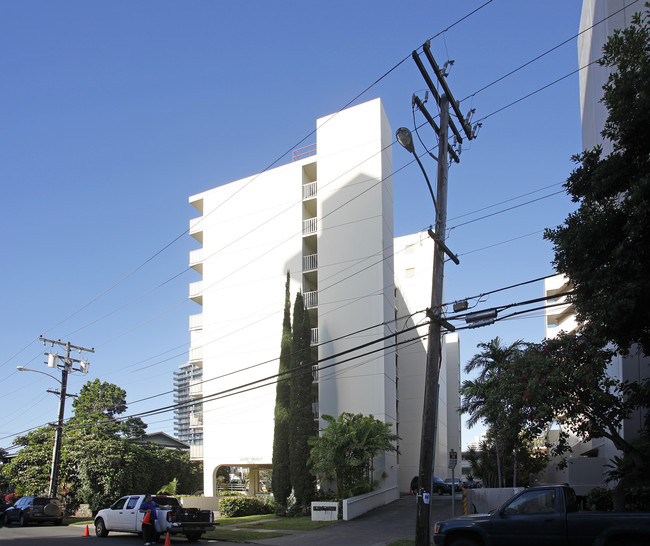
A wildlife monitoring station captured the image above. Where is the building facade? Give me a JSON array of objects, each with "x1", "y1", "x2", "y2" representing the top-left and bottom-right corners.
[
  {"x1": 183, "y1": 98, "x2": 460, "y2": 497},
  {"x1": 173, "y1": 362, "x2": 204, "y2": 455}
]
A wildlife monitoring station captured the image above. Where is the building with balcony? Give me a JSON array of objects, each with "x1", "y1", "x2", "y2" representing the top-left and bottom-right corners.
[
  {"x1": 173, "y1": 362, "x2": 203, "y2": 451},
  {"x1": 183, "y1": 98, "x2": 460, "y2": 497}
]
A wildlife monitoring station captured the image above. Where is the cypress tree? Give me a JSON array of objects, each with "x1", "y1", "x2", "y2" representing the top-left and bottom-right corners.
[
  {"x1": 272, "y1": 272, "x2": 292, "y2": 512},
  {"x1": 288, "y1": 292, "x2": 317, "y2": 510}
]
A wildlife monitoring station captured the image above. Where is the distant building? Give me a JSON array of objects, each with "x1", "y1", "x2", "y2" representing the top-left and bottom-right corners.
[
  {"x1": 173, "y1": 362, "x2": 203, "y2": 456},
  {"x1": 181, "y1": 98, "x2": 461, "y2": 497}
]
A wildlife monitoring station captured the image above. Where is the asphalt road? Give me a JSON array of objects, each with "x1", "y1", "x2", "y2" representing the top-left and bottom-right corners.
[{"x1": 0, "y1": 494, "x2": 462, "y2": 545}]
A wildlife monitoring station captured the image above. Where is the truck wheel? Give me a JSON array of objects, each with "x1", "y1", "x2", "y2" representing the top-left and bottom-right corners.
[
  {"x1": 19, "y1": 514, "x2": 28, "y2": 527},
  {"x1": 437, "y1": 486, "x2": 445, "y2": 495},
  {"x1": 185, "y1": 531, "x2": 202, "y2": 542},
  {"x1": 95, "y1": 518, "x2": 109, "y2": 537}
]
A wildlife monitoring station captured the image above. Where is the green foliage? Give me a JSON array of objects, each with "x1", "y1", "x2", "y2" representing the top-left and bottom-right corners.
[
  {"x1": 218, "y1": 496, "x2": 274, "y2": 517},
  {"x1": 272, "y1": 272, "x2": 293, "y2": 512},
  {"x1": 545, "y1": 5, "x2": 650, "y2": 355},
  {"x1": 461, "y1": 338, "x2": 547, "y2": 486},
  {"x1": 68, "y1": 379, "x2": 146, "y2": 438},
  {"x1": 585, "y1": 487, "x2": 614, "y2": 511},
  {"x1": 1, "y1": 380, "x2": 201, "y2": 514},
  {"x1": 288, "y1": 292, "x2": 317, "y2": 510},
  {"x1": 309, "y1": 413, "x2": 399, "y2": 499}
]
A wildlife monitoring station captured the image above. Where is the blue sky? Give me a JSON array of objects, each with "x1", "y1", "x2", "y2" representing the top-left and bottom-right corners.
[{"x1": 1, "y1": 0, "x2": 591, "y2": 453}]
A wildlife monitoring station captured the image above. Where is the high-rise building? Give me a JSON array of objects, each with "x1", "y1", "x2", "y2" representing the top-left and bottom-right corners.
[
  {"x1": 182, "y1": 98, "x2": 460, "y2": 497},
  {"x1": 173, "y1": 362, "x2": 203, "y2": 454}
]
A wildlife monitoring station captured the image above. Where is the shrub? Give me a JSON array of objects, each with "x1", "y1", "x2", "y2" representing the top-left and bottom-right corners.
[
  {"x1": 218, "y1": 496, "x2": 273, "y2": 517},
  {"x1": 217, "y1": 490, "x2": 244, "y2": 497},
  {"x1": 585, "y1": 487, "x2": 614, "y2": 511},
  {"x1": 625, "y1": 487, "x2": 650, "y2": 511}
]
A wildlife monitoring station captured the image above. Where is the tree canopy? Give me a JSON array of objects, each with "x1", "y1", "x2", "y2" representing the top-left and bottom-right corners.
[
  {"x1": 1, "y1": 380, "x2": 201, "y2": 514},
  {"x1": 545, "y1": 6, "x2": 650, "y2": 354}
]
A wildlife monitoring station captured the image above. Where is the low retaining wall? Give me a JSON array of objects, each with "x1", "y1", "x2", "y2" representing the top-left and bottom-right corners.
[
  {"x1": 180, "y1": 496, "x2": 220, "y2": 512},
  {"x1": 343, "y1": 486, "x2": 399, "y2": 521},
  {"x1": 465, "y1": 488, "x2": 523, "y2": 514}
]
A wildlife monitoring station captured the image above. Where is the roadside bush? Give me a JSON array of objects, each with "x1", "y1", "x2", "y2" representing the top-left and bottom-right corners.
[
  {"x1": 585, "y1": 487, "x2": 614, "y2": 511},
  {"x1": 218, "y1": 496, "x2": 273, "y2": 517},
  {"x1": 625, "y1": 487, "x2": 650, "y2": 511},
  {"x1": 217, "y1": 490, "x2": 244, "y2": 497}
]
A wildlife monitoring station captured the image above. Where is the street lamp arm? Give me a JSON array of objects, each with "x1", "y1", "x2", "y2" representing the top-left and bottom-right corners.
[
  {"x1": 16, "y1": 365, "x2": 62, "y2": 385},
  {"x1": 413, "y1": 153, "x2": 438, "y2": 216}
]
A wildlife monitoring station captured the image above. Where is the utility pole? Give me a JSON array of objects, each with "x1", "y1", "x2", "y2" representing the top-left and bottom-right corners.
[
  {"x1": 39, "y1": 336, "x2": 94, "y2": 498},
  {"x1": 407, "y1": 42, "x2": 477, "y2": 546}
]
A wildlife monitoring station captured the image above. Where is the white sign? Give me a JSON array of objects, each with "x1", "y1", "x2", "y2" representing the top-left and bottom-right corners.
[{"x1": 449, "y1": 449, "x2": 458, "y2": 469}]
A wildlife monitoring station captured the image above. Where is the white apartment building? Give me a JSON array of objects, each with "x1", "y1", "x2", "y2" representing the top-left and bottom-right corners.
[{"x1": 184, "y1": 98, "x2": 461, "y2": 497}]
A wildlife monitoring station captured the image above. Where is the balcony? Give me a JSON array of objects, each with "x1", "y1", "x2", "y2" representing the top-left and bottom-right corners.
[
  {"x1": 189, "y1": 313, "x2": 203, "y2": 331},
  {"x1": 189, "y1": 248, "x2": 203, "y2": 274},
  {"x1": 303, "y1": 218, "x2": 317, "y2": 236},
  {"x1": 311, "y1": 328, "x2": 319, "y2": 345},
  {"x1": 303, "y1": 253, "x2": 317, "y2": 272},
  {"x1": 312, "y1": 402, "x2": 319, "y2": 420},
  {"x1": 292, "y1": 143, "x2": 316, "y2": 162},
  {"x1": 189, "y1": 413, "x2": 203, "y2": 429},
  {"x1": 190, "y1": 444, "x2": 203, "y2": 460},
  {"x1": 189, "y1": 281, "x2": 203, "y2": 305},
  {"x1": 189, "y1": 346, "x2": 203, "y2": 366},
  {"x1": 303, "y1": 181, "x2": 317, "y2": 200},
  {"x1": 189, "y1": 379, "x2": 203, "y2": 397},
  {"x1": 189, "y1": 217, "x2": 203, "y2": 244},
  {"x1": 304, "y1": 290, "x2": 318, "y2": 309}
]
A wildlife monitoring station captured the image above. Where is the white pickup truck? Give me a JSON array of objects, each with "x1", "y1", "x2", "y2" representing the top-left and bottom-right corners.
[{"x1": 94, "y1": 494, "x2": 215, "y2": 542}]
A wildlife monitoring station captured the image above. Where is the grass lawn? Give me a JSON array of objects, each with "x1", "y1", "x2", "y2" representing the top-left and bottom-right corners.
[{"x1": 203, "y1": 514, "x2": 336, "y2": 543}]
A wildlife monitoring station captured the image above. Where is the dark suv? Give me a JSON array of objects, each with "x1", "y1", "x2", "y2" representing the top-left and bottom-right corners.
[{"x1": 4, "y1": 496, "x2": 63, "y2": 526}]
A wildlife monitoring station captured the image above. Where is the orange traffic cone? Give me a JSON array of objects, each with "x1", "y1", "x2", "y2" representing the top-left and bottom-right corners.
[
  {"x1": 83, "y1": 524, "x2": 90, "y2": 537},
  {"x1": 164, "y1": 531, "x2": 171, "y2": 546}
]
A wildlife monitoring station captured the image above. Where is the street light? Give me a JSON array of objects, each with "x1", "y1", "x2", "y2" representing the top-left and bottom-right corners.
[
  {"x1": 17, "y1": 365, "x2": 62, "y2": 385},
  {"x1": 396, "y1": 127, "x2": 438, "y2": 215}
]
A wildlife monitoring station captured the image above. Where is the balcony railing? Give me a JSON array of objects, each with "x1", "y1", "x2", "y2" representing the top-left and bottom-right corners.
[
  {"x1": 190, "y1": 444, "x2": 203, "y2": 460},
  {"x1": 303, "y1": 253, "x2": 317, "y2": 272},
  {"x1": 189, "y1": 379, "x2": 203, "y2": 397},
  {"x1": 303, "y1": 218, "x2": 317, "y2": 236},
  {"x1": 311, "y1": 328, "x2": 319, "y2": 345},
  {"x1": 304, "y1": 291, "x2": 318, "y2": 308},
  {"x1": 303, "y1": 181, "x2": 317, "y2": 200},
  {"x1": 189, "y1": 313, "x2": 203, "y2": 331},
  {"x1": 292, "y1": 143, "x2": 316, "y2": 162},
  {"x1": 190, "y1": 413, "x2": 203, "y2": 428},
  {"x1": 189, "y1": 218, "x2": 204, "y2": 244},
  {"x1": 189, "y1": 248, "x2": 203, "y2": 267},
  {"x1": 312, "y1": 402, "x2": 319, "y2": 419},
  {"x1": 189, "y1": 281, "x2": 203, "y2": 304}
]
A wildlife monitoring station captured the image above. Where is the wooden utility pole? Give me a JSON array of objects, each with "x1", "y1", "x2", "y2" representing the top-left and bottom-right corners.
[
  {"x1": 409, "y1": 42, "x2": 476, "y2": 546},
  {"x1": 39, "y1": 336, "x2": 94, "y2": 498}
]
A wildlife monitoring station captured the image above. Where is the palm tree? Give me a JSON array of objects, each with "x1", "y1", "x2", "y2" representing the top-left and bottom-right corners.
[{"x1": 461, "y1": 337, "x2": 525, "y2": 487}]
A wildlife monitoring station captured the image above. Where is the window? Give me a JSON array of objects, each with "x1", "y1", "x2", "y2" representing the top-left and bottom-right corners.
[
  {"x1": 126, "y1": 497, "x2": 139, "y2": 510},
  {"x1": 504, "y1": 489, "x2": 556, "y2": 515},
  {"x1": 112, "y1": 498, "x2": 127, "y2": 510}
]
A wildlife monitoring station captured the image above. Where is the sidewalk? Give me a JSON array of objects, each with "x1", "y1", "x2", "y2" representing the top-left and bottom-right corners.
[{"x1": 248, "y1": 494, "x2": 462, "y2": 546}]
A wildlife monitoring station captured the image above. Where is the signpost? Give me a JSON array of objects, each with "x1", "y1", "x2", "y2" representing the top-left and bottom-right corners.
[{"x1": 449, "y1": 449, "x2": 458, "y2": 516}]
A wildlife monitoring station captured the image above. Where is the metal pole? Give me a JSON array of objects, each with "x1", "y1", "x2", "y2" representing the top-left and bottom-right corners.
[
  {"x1": 48, "y1": 342, "x2": 70, "y2": 498},
  {"x1": 415, "y1": 94, "x2": 450, "y2": 546}
]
